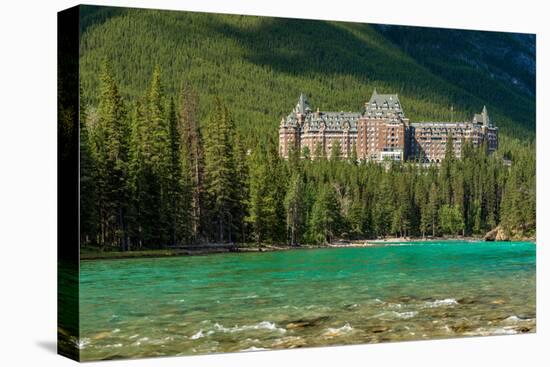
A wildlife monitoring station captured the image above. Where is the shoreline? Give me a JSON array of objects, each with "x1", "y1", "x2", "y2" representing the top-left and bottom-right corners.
[{"x1": 80, "y1": 236, "x2": 534, "y2": 261}]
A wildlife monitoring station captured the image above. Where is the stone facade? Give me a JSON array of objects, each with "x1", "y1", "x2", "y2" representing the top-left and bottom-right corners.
[
  {"x1": 409, "y1": 106, "x2": 498, "y2": 162},
  {"x1": 279, "y1": 91, "x2": 498, "y2": 162},
  {"x1": 279, "y1": 93, "x2": 360, "y2": 159},
  {"x1": 356, "y1": 91, "x2": 409, "y2": 161}
]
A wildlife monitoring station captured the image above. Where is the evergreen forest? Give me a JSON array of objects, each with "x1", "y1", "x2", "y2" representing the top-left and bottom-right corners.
[{"x1": 71, "y1": 6, "x2": 536, "y2": 250}]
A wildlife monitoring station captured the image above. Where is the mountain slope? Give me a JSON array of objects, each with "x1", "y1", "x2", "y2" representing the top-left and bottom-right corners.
[{"x1": 79, "y1": 5, "x2": 536, "y2": 145}]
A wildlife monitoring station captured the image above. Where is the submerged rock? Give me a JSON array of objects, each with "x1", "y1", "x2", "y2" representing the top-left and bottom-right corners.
[
  {"x1": 322, "y1": 323, "x2": 353, "y2": 338},
  {"x1": 397, "y1": 296, "x2": 415, "y2": 303},
  {"x1": 370, "y1": 326, "x2": 389, "y2": 333},
  {"x1": 451, "y1": 323, "x2": 473, "y2": 333},
  {"x1": 285, "y1": 316, "x2": 330, "y2": 330},
  {"x1": 457, "y1": 297, "x2": 477, "y2": 305},
  {"x1": 92, "y1": 331, "x2": 112, "y2": 340},
  {"x1": 272, "y1": 336, "x2": 306, "y2": 348},
  {"x1": 343, "y1": 303, "x2": 359, "y2": 310}
]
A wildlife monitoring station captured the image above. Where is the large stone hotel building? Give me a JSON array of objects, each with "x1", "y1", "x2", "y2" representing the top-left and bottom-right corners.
[{"x1": 279, "y1": 91, "x2": 498, "y2": 163}]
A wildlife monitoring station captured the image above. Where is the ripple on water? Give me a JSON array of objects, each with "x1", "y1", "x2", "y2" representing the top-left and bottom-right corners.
[
  {"x1": 191, "y1": 321, "x2": 286, "y2": 339},
  {"x1": 370, "y1": 311, "x2": 418, "y2": 321},
  {"x1": 503, "y1": 315, "x2": 534, "y2": 323},
  {"x1": 79, "y1": 242, "x2": 535, "y2": 360},
  {"x1": 422, "y1": 298, "x2": 458, "y2": 308}
]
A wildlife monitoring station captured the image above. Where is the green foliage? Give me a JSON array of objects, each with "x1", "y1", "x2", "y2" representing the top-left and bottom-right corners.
[
  {"x1": 79, "y1": 5, "x2": 535, "y2": 148},
  {"x1": 284, "y1": 173, "x2": 307, "y2": 246},
  {"x1": 201, "y1": 97, "x2": 251, "y2": 243},
  {"x1": 90, "y1": 61, "x2": 131, "y2": 249},
  {"x1": 439, "y1": 205, "x2": 465, "y2": 236},
  {"x1": 79, "y1": 7, "x2": 535, "y2": 249},
  {"x1": 330, "y1": 140, "x2": 342, "y2": 161},
  {"x1": 308, "y1": 184, "x2": 343, "y2": 244},
  {"x1": 499, "y1": 145, "x2": 536, "y2": 238},
  {"x1": 79, "y1": 85, "x2": 98, "y2": 245}
]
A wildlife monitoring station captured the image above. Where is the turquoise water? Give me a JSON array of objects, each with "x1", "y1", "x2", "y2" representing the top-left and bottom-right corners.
[{"x1": 78, "y1": 241, "x2": 536, "y2": 361}]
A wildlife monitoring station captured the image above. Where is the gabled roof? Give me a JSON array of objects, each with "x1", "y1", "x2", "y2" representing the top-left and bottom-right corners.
[
  {"x1": 294, "y1": 93, "x2": 311, "y2": 114},
  {"x1": 282, "y1": 94, "x2": 361, "y2": 132},
  {"x1": 472, "y1": 105, "x2": 492, "y2": 127},
  {"x1": 302, "y1": 111, "x2": 361, "y2": 132},
  {"x1": 364, "y1": 89, "x2": 404, "y2": 119},
  {"x1": 368, "y1": 89, "x2": 400, "y2": 106}
]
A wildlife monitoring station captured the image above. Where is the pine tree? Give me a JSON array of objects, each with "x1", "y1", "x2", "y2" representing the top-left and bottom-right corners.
[
  {"x1": 346, "y1": 187, "x2": 364, "y2": 239},
  {"x1": 439, "y1": 204, "x2": 464, "y2": 236},
  {"x1": 391, "y1": 174, "x2": 412, "y2": 237},
  {"x1": 284, "y1": 172, "x2": 306, "y2": 246},
  {"x1": 373, "y1": 174, "x2": 392, "y2": 238},
  {"x1": 452, "y1": 169, "x2": 466, "y2": 236},
  {"x1": 128, "y1": 99, "x2": 147, "y2": 248},
  {"x1": 91, "y1": 60, "x2": 131, "y2": 250},
  {"x1": 439, "y1": 134, "x2": 456, "y2": 205},
  {"x1": 166, "y1": 97, "x2": 192, "y2": 246},
  {"x1": 302, "y1": 146, "x2": 311, "y2": 160},
  {"x1": 79, "y1": 85, "x2": 97, "y2": 246},
  {"x1": 313, "y1": 142, "x2": 325, "y2": 161},
  {"x1": 233, "y1": 136, "x2": 249, "y2": 243},
  {"x1": 203, "y1": 98, "x2": 237, "y2": 242},
  {"x1": 425, "y1": 182, "x2": 439, "y2": 237},
  {"x1": 309, "y1": 184, "x2": 342, "y2": 244},
  {"x1": 349, "y1": 142, "x2": 358, "y2": 165},
  {"x1": 178, "y1": 82, "x2": 205, "y2": 241},
  {"x1": 330, "y1": 140, "x2": 342, "y2": 161}
]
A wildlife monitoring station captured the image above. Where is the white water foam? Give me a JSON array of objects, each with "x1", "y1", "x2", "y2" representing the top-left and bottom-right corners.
[
  {"x1": 75, "y1": 338, "x2": 90, "y2": 350},
  {"x1": 396, "y1": 311, "x2": 418, "y2": 319},
  {"x1": 386, "y1": 302, "x2": 404, "y2": 309},
  {"x1": 370, "y1": 311, "x2": 418, "y2": 320},
  {"x1": 213, "y1": 321, "x2": 286, "y2": 334},
  {"x1": 104, "y1": 343, "x2": 123, "y2": 348},
  {"x1": 423, "y1": 298, "x2": 458, "y2": 308},
  {"x1": 504, "y1": 315, "x2": 533, "y2": 323},
  {"x1": 325, "y1": 323, "x2": 353, "y2": 334},
  {"x1": 190, "y1": 330, "x2": 204, "y2": 340},
  {"x1": 466, "y1": 326, "x2": 518, "y2": 336},
  {"x1": 192, "y1": 329, "x2": 215, "y2": 339},
  {"x1": 490, "y1": 327, "x2": 519, "y2": 335},
  {"x1": 191, "y1": 329, "x2": 204, "y2": 340}
]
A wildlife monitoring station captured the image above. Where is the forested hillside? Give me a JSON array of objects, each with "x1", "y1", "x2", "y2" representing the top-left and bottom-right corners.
[
  {"x1": 75, "y1": 6, "x2": 536, "y2": 250},
  {"x1": 79, "y1": 6, "x2": 535, "y2": 146}
]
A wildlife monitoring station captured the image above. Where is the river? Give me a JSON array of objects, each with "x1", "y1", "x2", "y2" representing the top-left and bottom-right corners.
[{"x1": 77, "y1": 241, "x2": 536, "y2": 361}]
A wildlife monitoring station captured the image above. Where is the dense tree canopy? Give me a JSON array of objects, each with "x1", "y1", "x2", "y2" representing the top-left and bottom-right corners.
[
  {"x1": 79, "y1": 6, "x2": 535, "y2": 149},
  {"x1": 78, "y1": 7, "x2": 536, "y2": 249},
  {"x1": 80, "y1": 64, "x2": 535, "y2": 249}
]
